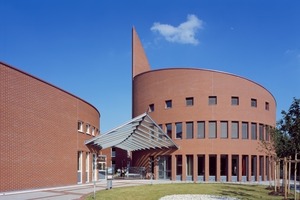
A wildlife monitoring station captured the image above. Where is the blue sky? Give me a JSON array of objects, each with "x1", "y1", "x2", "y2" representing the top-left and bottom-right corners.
[{"x1": 1, "y1": 0, "x2": 299, "y2": 132}]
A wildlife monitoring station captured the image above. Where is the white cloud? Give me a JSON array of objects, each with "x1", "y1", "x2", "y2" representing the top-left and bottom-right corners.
[{"x1": 151, "y1": 14, "x2": 203, "y2": 45}]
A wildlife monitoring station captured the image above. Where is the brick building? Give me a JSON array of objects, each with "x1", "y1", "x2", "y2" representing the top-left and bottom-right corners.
[
  {"x1": 0, "y1": 62, "x2": 102, "y2": 192},
  {"x1": 131, "y1": 28, "x2": 276, "y2": 182}
]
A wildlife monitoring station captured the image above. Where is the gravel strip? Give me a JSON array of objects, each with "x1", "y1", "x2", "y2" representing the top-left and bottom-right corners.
[{"x1": 159, "y1": 194, "x2": 239, "y2": 200}]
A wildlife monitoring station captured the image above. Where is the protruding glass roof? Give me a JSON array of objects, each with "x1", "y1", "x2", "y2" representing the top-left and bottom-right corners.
[{"x1": 85, "y1": 113, "x2": 178, "y2": 151}]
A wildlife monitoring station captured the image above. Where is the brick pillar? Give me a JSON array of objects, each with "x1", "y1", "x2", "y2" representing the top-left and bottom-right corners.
[
  {"x1": 182, "y1": 154, "x2": 186, "y2": 181},
  {"x1": 228, "y1": 154, "x2": 232, "y2": 182},
  {"x1": 238, "y1": 155, "x2": 242, "y2": 182},
  {"x1": 154, "y1": 155, "x2": 159, "y2": 180},
  {"x1": 248, "y1": 155, "x2": 252, "y2": 181},
  {"x1": 193, "y1": 154, "x2": 198, "y2": 182},
  {"x1": 255, "y1": 155, "x2": 260, "y2": 181},
  {"x1": 171, "y1": 154, "x2": 176, "y2": 181},
  {"x1": 216, "y1": 154, "x2": 220, "y2": 182},
  {"x1": 205, "y1": 154, "x2": 209, "y2": 182}
]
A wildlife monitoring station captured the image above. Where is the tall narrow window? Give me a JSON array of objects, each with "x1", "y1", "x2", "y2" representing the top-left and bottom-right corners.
[
  {"x1": 231, "y1": 97, "x2": 239, "y2": 106},
  {"x1": 86, "y1": 124, "x2": 90, "y2": 134},
  {"x1": 231, "y1": 121, "x2": 239, "y2": 139},
  {"x1": 251, "y1": 98, "x2": 257, "y2": 107},
  {"x1": 186, "y1": 122, "x2": 193, "y2": 139},
  {"x1": 111, "y1": 147, "x2": 116, "y2": 157},
  {"x1": 242, "y1": 122, "x2": 248, "y2": 139},
  {"x1": 259, "y1": 124, "x2": 264, "y2": 140},
  {"x1": 197, "y1": 121, "x2": 205, "y2": 139},
  {"x1": 186, "y1": 97, "x2": 194, "y2": 106},
  {"x1": 86, "y1": 152, "x2": 90, "y2": 183},
  {"x1": 221, "y1": 121, "x2": 228, "y2": 138},
  {"x1": 166, "y1": 123, "x2": 172, "y2": 138},
  {"x1": 265, "y1": 102, "x2": 269, "y2": 110},
  {"x1": 165, "y1": 100, "x2": 172, "y2": 109},
  {"x1": 209, "y1": 96, "x2": 217, "y2": 105},
  {"x1": 265, "y1": 125, "x2": 270, "y2": 141},
  {"x1": 251, "y1": 123, "x2": 257, "y2": 140},
  {"x1": 92, "y1": 126, "x2": 95, "y2": 136},
  {"x1": 176, "y1": 122, "x2": 182, "y2": 139},
  {"x1": 77, "y1": 151, "x2": 82, "y2": 183},
  {"x1": 149, "y1": 104, "x2": 154, "y2": 112},
  {"x1": 209, "y1": 121, "x2": 217, "y2": 138},
  {"x1": 186, "y1": 155, "x2": 193, "y2": 177},
  {"x1": 78, "y1": 121, "x2": 83, "y2": 132}
]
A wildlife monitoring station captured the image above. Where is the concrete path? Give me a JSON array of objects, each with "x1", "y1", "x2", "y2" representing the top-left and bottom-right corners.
[{"x1": 0, "y1": 180, "x2": 298, "y2": 200}]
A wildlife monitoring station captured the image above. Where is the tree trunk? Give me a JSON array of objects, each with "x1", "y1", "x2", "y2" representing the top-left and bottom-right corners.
[
  {"x1": 288, "y1": 156, "x2": 291, "y2": 195},
  {"x1": 275, "y1": 160, "x2": 277, "y2": 192},
  {"x1": 295, "y1": 152, "x2": 297, "y2": 200},
  {"x1": 284, "y1": 157, "x2": 288, "y2": 199}
]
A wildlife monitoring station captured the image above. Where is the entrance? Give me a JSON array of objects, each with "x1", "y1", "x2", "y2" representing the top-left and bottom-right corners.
[
  {"x1": 158, "y1": 156, "x2": 171, "y2": 179},
  {"x1": 97, "y1": 155, "x2": 107, "y2": 180}
]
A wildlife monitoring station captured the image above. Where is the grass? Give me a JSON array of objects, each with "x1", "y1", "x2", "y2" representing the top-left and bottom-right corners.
[{"x1": 85, "y1": 183, "x2": 287, "y2": 200}]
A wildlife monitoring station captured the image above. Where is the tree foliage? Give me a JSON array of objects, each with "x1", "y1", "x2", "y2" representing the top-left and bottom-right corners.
[{"x1": 276, "y1": 97, "x2": 300, "y2": 158}]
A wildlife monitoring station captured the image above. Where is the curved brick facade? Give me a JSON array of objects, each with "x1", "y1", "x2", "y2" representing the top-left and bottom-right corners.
[
  {"x1": 0, "y1": 62, "x2": 100, "y2": 192},
  {"x1": 131, "y1": 28, "x2": 276, "y2": 182}
]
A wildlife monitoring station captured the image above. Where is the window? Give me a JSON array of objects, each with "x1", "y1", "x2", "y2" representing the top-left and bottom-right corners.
[
  {"x1": 92, "y1": 126, "x2": 95, "y2": 136},
  {"x1": 251, "y1": 98, "x2": 257, "y2": 107},
  {"x1": 186, "y1": 155, "x2": 193, "y2": 176},
  {"x1": 166, "y1": 123, "x2": 172, "y2": 138},
  {"x1": 186, "y1": 122, "x2": 194, "y2": 139},
  {"x1": 221, "y1": 121, "x2": 228, "y2": 138},
  {"x1": 186, "y1": 97, "x2": 194, "y2": 106},
  {"x1": 231, "y1": 121, "x2": 239, "y2": 139},
  {"x1": 165, "y1": 100, "x2": 172, "y2": 109},
  {"x1": 265, "y1": 102, "x2": 269, "y2": 110},
  {"x1": 231, "y1": 97, "x2": 239, "y2": 106},
  {"x1": 86, "y1": 152, "x2": 90, "y2": 183},
  {"x1": 242, "y1": 122, "x2": 248, "y2": 139},
  {"x1": 77, "y1": 151, "x2": 82, "y2": 183},
  {"x1": 149, "y1": 104, "x2": 154, "y2": 112},
  {"x1": 78, "y1": 121, "x2": 83, "y2": 132},
  {"x1": 209, "y1": 96, "x2": 217, "y2": 105},
  {"x1": 175, "y1": 122, "x2": 182, "y2": 139},
  {"x1": 197, "y1": 121, "x2": 205, "y2": 139},
  {"x1": 111, "y1": 147, "x2": 116, "y2": 157},
  {"x1": 259, "y1": 124, "x2": 264, "y2": 140},
  {"x1": 209, "y1": 121, "x2": 217, "y2": 138},
  {"x1": 251, "y1": 123, "x2": 257, "y2": 140},
  {"x1": 86, "y1": 124, "x2": 90, "y2": 134},
  {"x1": 265, "y1": 125, "x2": 270, "y2": 141}
]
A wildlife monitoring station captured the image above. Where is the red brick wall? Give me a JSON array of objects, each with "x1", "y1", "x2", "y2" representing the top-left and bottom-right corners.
[
  {"x1": 132, "y1": 68, "x2": 276, "y2": 175},
  {"x1": 0, "y1": 62, "x2": 100, "y2": 192}
]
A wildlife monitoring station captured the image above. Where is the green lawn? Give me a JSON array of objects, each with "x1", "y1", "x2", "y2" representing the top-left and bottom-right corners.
[{"x1": 86, "y1": 183, "x2": 286, "y2": 200}]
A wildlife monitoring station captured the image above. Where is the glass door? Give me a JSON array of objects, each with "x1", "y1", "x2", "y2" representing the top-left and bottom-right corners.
[{"x1": 158, "y1": 156, "x2": 171, "y2": 179}]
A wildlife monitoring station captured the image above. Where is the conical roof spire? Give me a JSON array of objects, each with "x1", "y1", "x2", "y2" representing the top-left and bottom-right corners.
[{"x1": 132, "y1": 27, "x2": 151, "y2": 78}]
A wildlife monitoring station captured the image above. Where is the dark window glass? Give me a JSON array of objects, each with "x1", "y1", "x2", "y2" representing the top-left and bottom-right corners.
[
  {"x1": 265, "y1": 102, "x2": 269, "y2": 110},
  {"x1": 186, "y1": 97, "x2": 194, "y2": 106},
  {"x1": 176, "y1": 122, "x2": 182, "y2": 139},
  {"x1": 209, "y1": 121, "x2": 217, "y2": 138},
  {"x1": 166, "y1": 123, "x2": 172, "y2": 138},
  {"x1": 149, "y1": 104, "x2": 154, "y2": 112},
  {"x1": 231, "y1": 97, "x2": 239, "y2": 105},
  {"x1": 265, "y1": 126, "x2": 270, "y2": 141},
  {"x1": 231, "y1": 121, "x2": 239, "y2": 139},
  {"x1": 242, "y1": 122, "x2": 248, "y2": 139},
  {"x1": 197, "y1": 121, "x2": 205, "y2": 139},
  {"x1": 209, "y1": 96, "x2": 217, "y2": 105},
  {"x1": 251, "y1": 98, "x2": 257, "y2": 107},
  {"x1": 259, "y1": 124, "x2": 264, "y2": 140},
  {"x1": 251, "y1": 123, "x2": 257, "y2": 140},
  {"x1": 221, "y1": 121, "x2": 228, "y2": 138},
  {"x1": 186, "y1": 122, "x2": 193, "y2": 139},
  {"x1": 165, "y1": 100, "x2": 172, "y2": 109}
]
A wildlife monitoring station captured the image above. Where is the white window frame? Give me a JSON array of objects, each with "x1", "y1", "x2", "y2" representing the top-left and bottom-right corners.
[
  {"x1": 86, "y1": 152, "x2": 90, "y2": 183},
  {"x1": 86, "y1": 124, "x2": 90, "y2": 134},
  {"x1": 78, "y1": 121, "x2": 83, "y2": 132}
]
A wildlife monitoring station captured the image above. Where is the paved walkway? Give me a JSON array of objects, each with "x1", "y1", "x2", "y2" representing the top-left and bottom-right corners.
[
  {"x1": 0, "y1": 180, "x2": 298, "y2": 200},
  {"x1": 0, "y1": 180, "x2": 171, "y2": 200}
]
